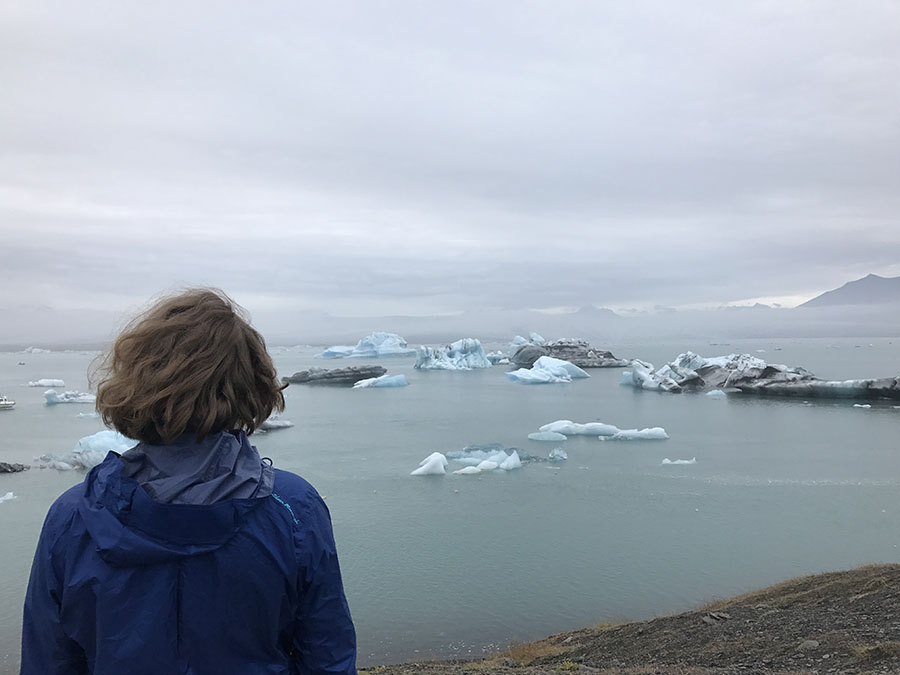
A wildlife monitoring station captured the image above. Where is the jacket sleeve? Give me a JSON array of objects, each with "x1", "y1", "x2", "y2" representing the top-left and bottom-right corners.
[
  {"x1": 21, "y1": 504, "x2": 88, "y2": 674},
  {"x1": 293, "y1": 493, "x2": 357, "y2": 674}
]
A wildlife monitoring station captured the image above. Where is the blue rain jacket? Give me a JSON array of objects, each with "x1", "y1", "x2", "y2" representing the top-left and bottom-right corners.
[{"x1": 21, "y1": 444, "x2": 356, "y2": 674}]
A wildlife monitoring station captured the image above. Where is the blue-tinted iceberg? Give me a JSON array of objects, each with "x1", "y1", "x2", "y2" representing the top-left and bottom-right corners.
[
  {"x1": 486, "y1": 351, "x2": 510, "y2": 365},
  {"x1": 44, "y1": 390, "x2": 96, "y2": 405},
  {"x1": 510, "y1": 332, "x2": 545, "y2": 349},
  {"x1": 315, "y1": 332, "x2": 415, "y2": 359},
  {"x1": 28, "y1": 378, "x2": 65, "y2": 387},
  {"x1": 352, "y1": 373, "x2": 409, "y2": 388},
  {"x1": 507, "y1": 356, "x2": 590, "y2": 384},
  {"x1": 37, "y1": 430, "x2": 137, "y2": 470},
  {"x1": 415, "y1": 338, "x2": 492, "y2": 370},
  {"x1": 528, "y1": 431, "x2": 567, "y2": 442}
]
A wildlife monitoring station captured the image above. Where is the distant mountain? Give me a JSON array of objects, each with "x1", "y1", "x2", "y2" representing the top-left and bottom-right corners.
[{"x1": 799, "y1": 274, "x2": 900, "y2": 308}]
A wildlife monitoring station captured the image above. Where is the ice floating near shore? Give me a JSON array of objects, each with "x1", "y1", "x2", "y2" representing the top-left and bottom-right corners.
[
  {"x1": 528, "y1": 431, "x2": 567, "y2": 442},
  {"x1": 411, "y1": 452, "x2": 448, "y2": 476},
  {"x1": 315, "y1": 332, "x2": 416, "y2": 359},
  {"x1": 0, "y1": 492, "x2": 16, "y2": 504},
  {"x1": 539, "y1": 420, "x2": 618, "y2": 437},
  {"x1": 548, "y1": 448, "x2": 568, "y2": 461},
  {"x1": 28, "y1": 378, "x2": 65, "y2": 387},
  {"x1": 706, "y1": 389, "x2": 727, "y2": 398},
  {"x1": 662, "y1": 457, "x2": 696, "y2": 465},
  {"x1": 507, "y1": 356, "x2": 589, "y2": 384},
  {"x1": 415, "y1": 338, "x2": 491, "y2": 370},
  {"x1": 605, "y1": 427, "x2": 669, "y2": 441},
  {"x1": 38, "y1": 430, "x2": 137, "y2": 470},
  {"x1": 44, "y1": 390, "x2": 96, "y2": 405},
  {"x1": 352, "y1": 374, "x2": 409, "y2": 388}
]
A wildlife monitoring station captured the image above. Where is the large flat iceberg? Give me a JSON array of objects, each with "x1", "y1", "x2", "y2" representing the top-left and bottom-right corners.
[
  {"x1": 415, "y1": 338, "x2": 492, "y2": 370},
  {"x1": 352, "y1": 374, "x2": 409, "y2": 388},
  {"x1": 315, "y1": 332, "x2": 415, "y2": 359},
  {"x1": 539, "y1": 420, "x2": 618, "y2": 437},
  {"x1": 44, "y1": 390, "x2": 96, "y2": 405},
  {"x1": 37, "y1": 430, "x2": 137, "y2": 470},
  {"x1": 507, "y1": 356, "x2": 590, "y2": 384}
]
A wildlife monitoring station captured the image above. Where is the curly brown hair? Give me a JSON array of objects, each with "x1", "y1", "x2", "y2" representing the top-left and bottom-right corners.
[{"x1": 93, "y1": 288, "x2": 285, "y2": 444}]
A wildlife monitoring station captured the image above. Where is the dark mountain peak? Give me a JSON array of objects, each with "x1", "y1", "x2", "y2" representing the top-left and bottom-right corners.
[{"x1": 799, "y1": 273, "x2": 900, "y2": 308}]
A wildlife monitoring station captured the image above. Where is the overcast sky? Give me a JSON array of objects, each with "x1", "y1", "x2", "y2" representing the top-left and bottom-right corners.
[{"x1": 2, "y1": 0, "x2": 899, "y2": 323}]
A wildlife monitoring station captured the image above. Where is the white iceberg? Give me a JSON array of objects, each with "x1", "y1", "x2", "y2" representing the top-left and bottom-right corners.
[
  {"x1": 28, "y1": 378, "x2": 65, "y2": 387},
  {"x1": 37, "y1": 430, "x2": 137, "y2": 470},
  {"x1": 453, "y1": 466, "x2": 482, "y2": 475},
  {"x1": 623, "y1": 360, "x2": 682, "y2": 392},
  {"x1": 352, "y1": 374, "x2": 409, "y2": 388},
  {"x1": 411, "y1": 452, "x2": 448, "y2": 476},
  {"x1": 706, "y1": 389, "x2": 727, "y2": 398},
  {"x1": 548, "y1": 448, "x2": 568, "y2": 461},
  {"x1": 507, "y1": 356, "x2": 590, "y2": 384},
  {"x1": 315, "y1": 332, "x2": 415, "y2": 359},
  {"x1": 606, "y1": 427, "x2": 669, "y2": 441},
  {"x1": 539, "y1": 420, "x2": 618, "y2": 436},
  {"x1": 0, "y1": 492, "x2": 16, "y2": 503},
  {"x1": 853, "y1": 404, "x2": 872, "y2": 409},
  {"x1": 662, "y1": 457, "x2": 696, "y2": 465},
  {"x1": 44, "y1": 390, "x2": 96, "y2": 405},
  {"x1": 260, "y1": 415, "x2": 294, "y2": 431},
  {"x1": 528, "y1": 431, "x2": 568, "y2": 442},
  {"x1": 415, "y1": 338, "x2": 492, "y2": 370},
  {"x1": 23, "y1": 346, "x2": 51, "y2": 354},
  {"x1": 475, "y1": 460, "x2": 499, "y2": 471},
  {"x1": 510, "y1": 332, "x2": 545, "y2": 349}
]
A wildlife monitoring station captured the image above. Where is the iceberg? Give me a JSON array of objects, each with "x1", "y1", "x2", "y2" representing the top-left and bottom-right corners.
[
  {"x1": 453, "y1": 466, "x2": 482, "y2": 475},
  {"x1": 0, "y1": 492, "x2": 16, "y2": 503},
  {"x1": 260, "y1": 415, "x2": 294, "y2": 431},
  {"x1": 605, "y1": 427, "x2": 669, "y2": 441},
  {"x1": 528, "y1": 431, "x2": 568, "y2": 442},
  {"x1": 475, "y1": 460, "x2": 499, "y2": 471},
  {"x1": 548, "y1": 448, "x2": 568, "y2": 461},
  {"x1": 411, "y1": 452, "x2": 448, "y2": 476},
  {"x1": 44, "y1": 390, "x2": 96, "y2": 405},
  {"x1": 706, "y1": 389, "x2": 727, "y2": 398},
  {"x1": 28, "y1": 378, "x2": 65, "y2": 387},
  {"x1": 445, "y1": 444, "x2": 525, "y2": 474},
  {"x1": 662, "y1": 457, "x2": 696, "y2": 465},
  {"x1": 315, "y1": 332, "x2": 415, "y2": 359},
  {"x1": 486, "y1": 351, "x2": 510, "y2": 365},
  {"x1": 76, "y1": 412, "x2": 100, "y2": 418},
  {"x1": 853, "y1": 404, "x2": 872, "y2": 409},
  {"x1": 23, "y1": 346, "x2": 51, "y2": 354},
  {"x1": 507, "y1": 356, "x2": 590, "y2": 384},
  {"x1": 352, "y1": 374, "x2": 409, "y2": 388},
  {"x1": 415, "y1": 338, "x2": 492, "y2": 370},
  {"x1": 512, "y1": 338, "x2": 630, "y2": 369},
  {"x1": 623, "y1": 360, "x2": 682, "y2": 392},
  {"x1": 539, "y1": 420, "x2": 618, "y2": 437},
  {"x1": 283, "y1": 365, "x2": 386, "y2": 386},
  {"x1": 510, "y1": 332, "x2": 545, "y2": 349},
  {"x1": 500, "y1": 451, "x2": 522, "y2": 470},
  {"x1": 37, "y1": 430, "x2": 137, "y2": 470}
]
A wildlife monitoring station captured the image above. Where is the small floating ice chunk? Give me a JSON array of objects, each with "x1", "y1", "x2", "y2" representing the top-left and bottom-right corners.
[
  {"x1": 539, "y1": 420, "x2": 618, "y2": 436},
  {"x1": 706, "y1": 389, "x2": 727, "y2": 398},
  {"x1": 499, "y1": 451, "x2": 522, "y2": 471},
  {"x1": 507, "y1": 356, "x2": 589, "y2": 384},
  {"x1": 548, "y1": 448, "x2": 568, "y2": 461},
  {"x1": 352, "y1": 374, "x2": 409, "y2": 388},
  {"x1": 453, "y1": 466, "x2": 482, "y2": 475},
  {"x1": 852, "y1": 404, "x2": 872, "y2": 409},
  {"x1": 662, "y1": 457, "x2": 696, "y2": 465},
  {"x1": 528, "y1": 431, "x2": 568, "y2": 442},
  {"x1": 260, "y1": 415, "x2": 294, "y2": 431},
  {"x1": 44, "y1": 390, "x2": 96, "y2": 405},
  {"x1": 606, "y1": 427, "x2": 669, "y2": 441},
  {"x1": 411, "y1": 452, "x2": 448, "y2": 476},
  {"x1": 76, "y1": 412, "x2": 100, "y2": 418},
  {"x1": 475, "y1": 460, "x2": 499, "y2": 472},
  {"x1": 28, "y1": 378, "x2": 65, "y2": 387},
  {"x1": 0, "y1": 492, "x2": 16, "y2": 503}
]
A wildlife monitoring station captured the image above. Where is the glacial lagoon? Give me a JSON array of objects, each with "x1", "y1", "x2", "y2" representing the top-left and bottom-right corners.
[{"x1": 1, "y1": 337, "x2": 899, "y2": 669}]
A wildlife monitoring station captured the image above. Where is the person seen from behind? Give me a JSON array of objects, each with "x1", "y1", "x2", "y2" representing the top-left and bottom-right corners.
[{"x1": 20, "y1": 288, "x2": 356, "y2": 674}]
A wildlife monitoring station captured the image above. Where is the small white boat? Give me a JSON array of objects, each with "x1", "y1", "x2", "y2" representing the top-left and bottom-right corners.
[{"x1": 0, "y1": 395, "x2": 15, "y2": 410}]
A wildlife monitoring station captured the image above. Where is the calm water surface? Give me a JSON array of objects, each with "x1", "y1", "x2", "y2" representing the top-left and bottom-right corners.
[{"x1": 1, "y1": 337, "x2": 899, "y2": 670}]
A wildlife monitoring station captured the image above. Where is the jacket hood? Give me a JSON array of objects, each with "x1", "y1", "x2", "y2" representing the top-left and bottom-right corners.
[{"x1": 77, "y1": 432, "x2": 273, "y2": 567}]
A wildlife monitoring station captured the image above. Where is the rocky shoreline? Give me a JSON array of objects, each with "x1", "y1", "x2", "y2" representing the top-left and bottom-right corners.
[{"x1": 362, "y1": 564, "x2": 900, "y2": 674}]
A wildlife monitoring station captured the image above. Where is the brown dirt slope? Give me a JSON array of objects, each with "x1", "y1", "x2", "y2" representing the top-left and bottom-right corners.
[{"x1": 363, "y1": 564, "x2": 900, "y2": 675}]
